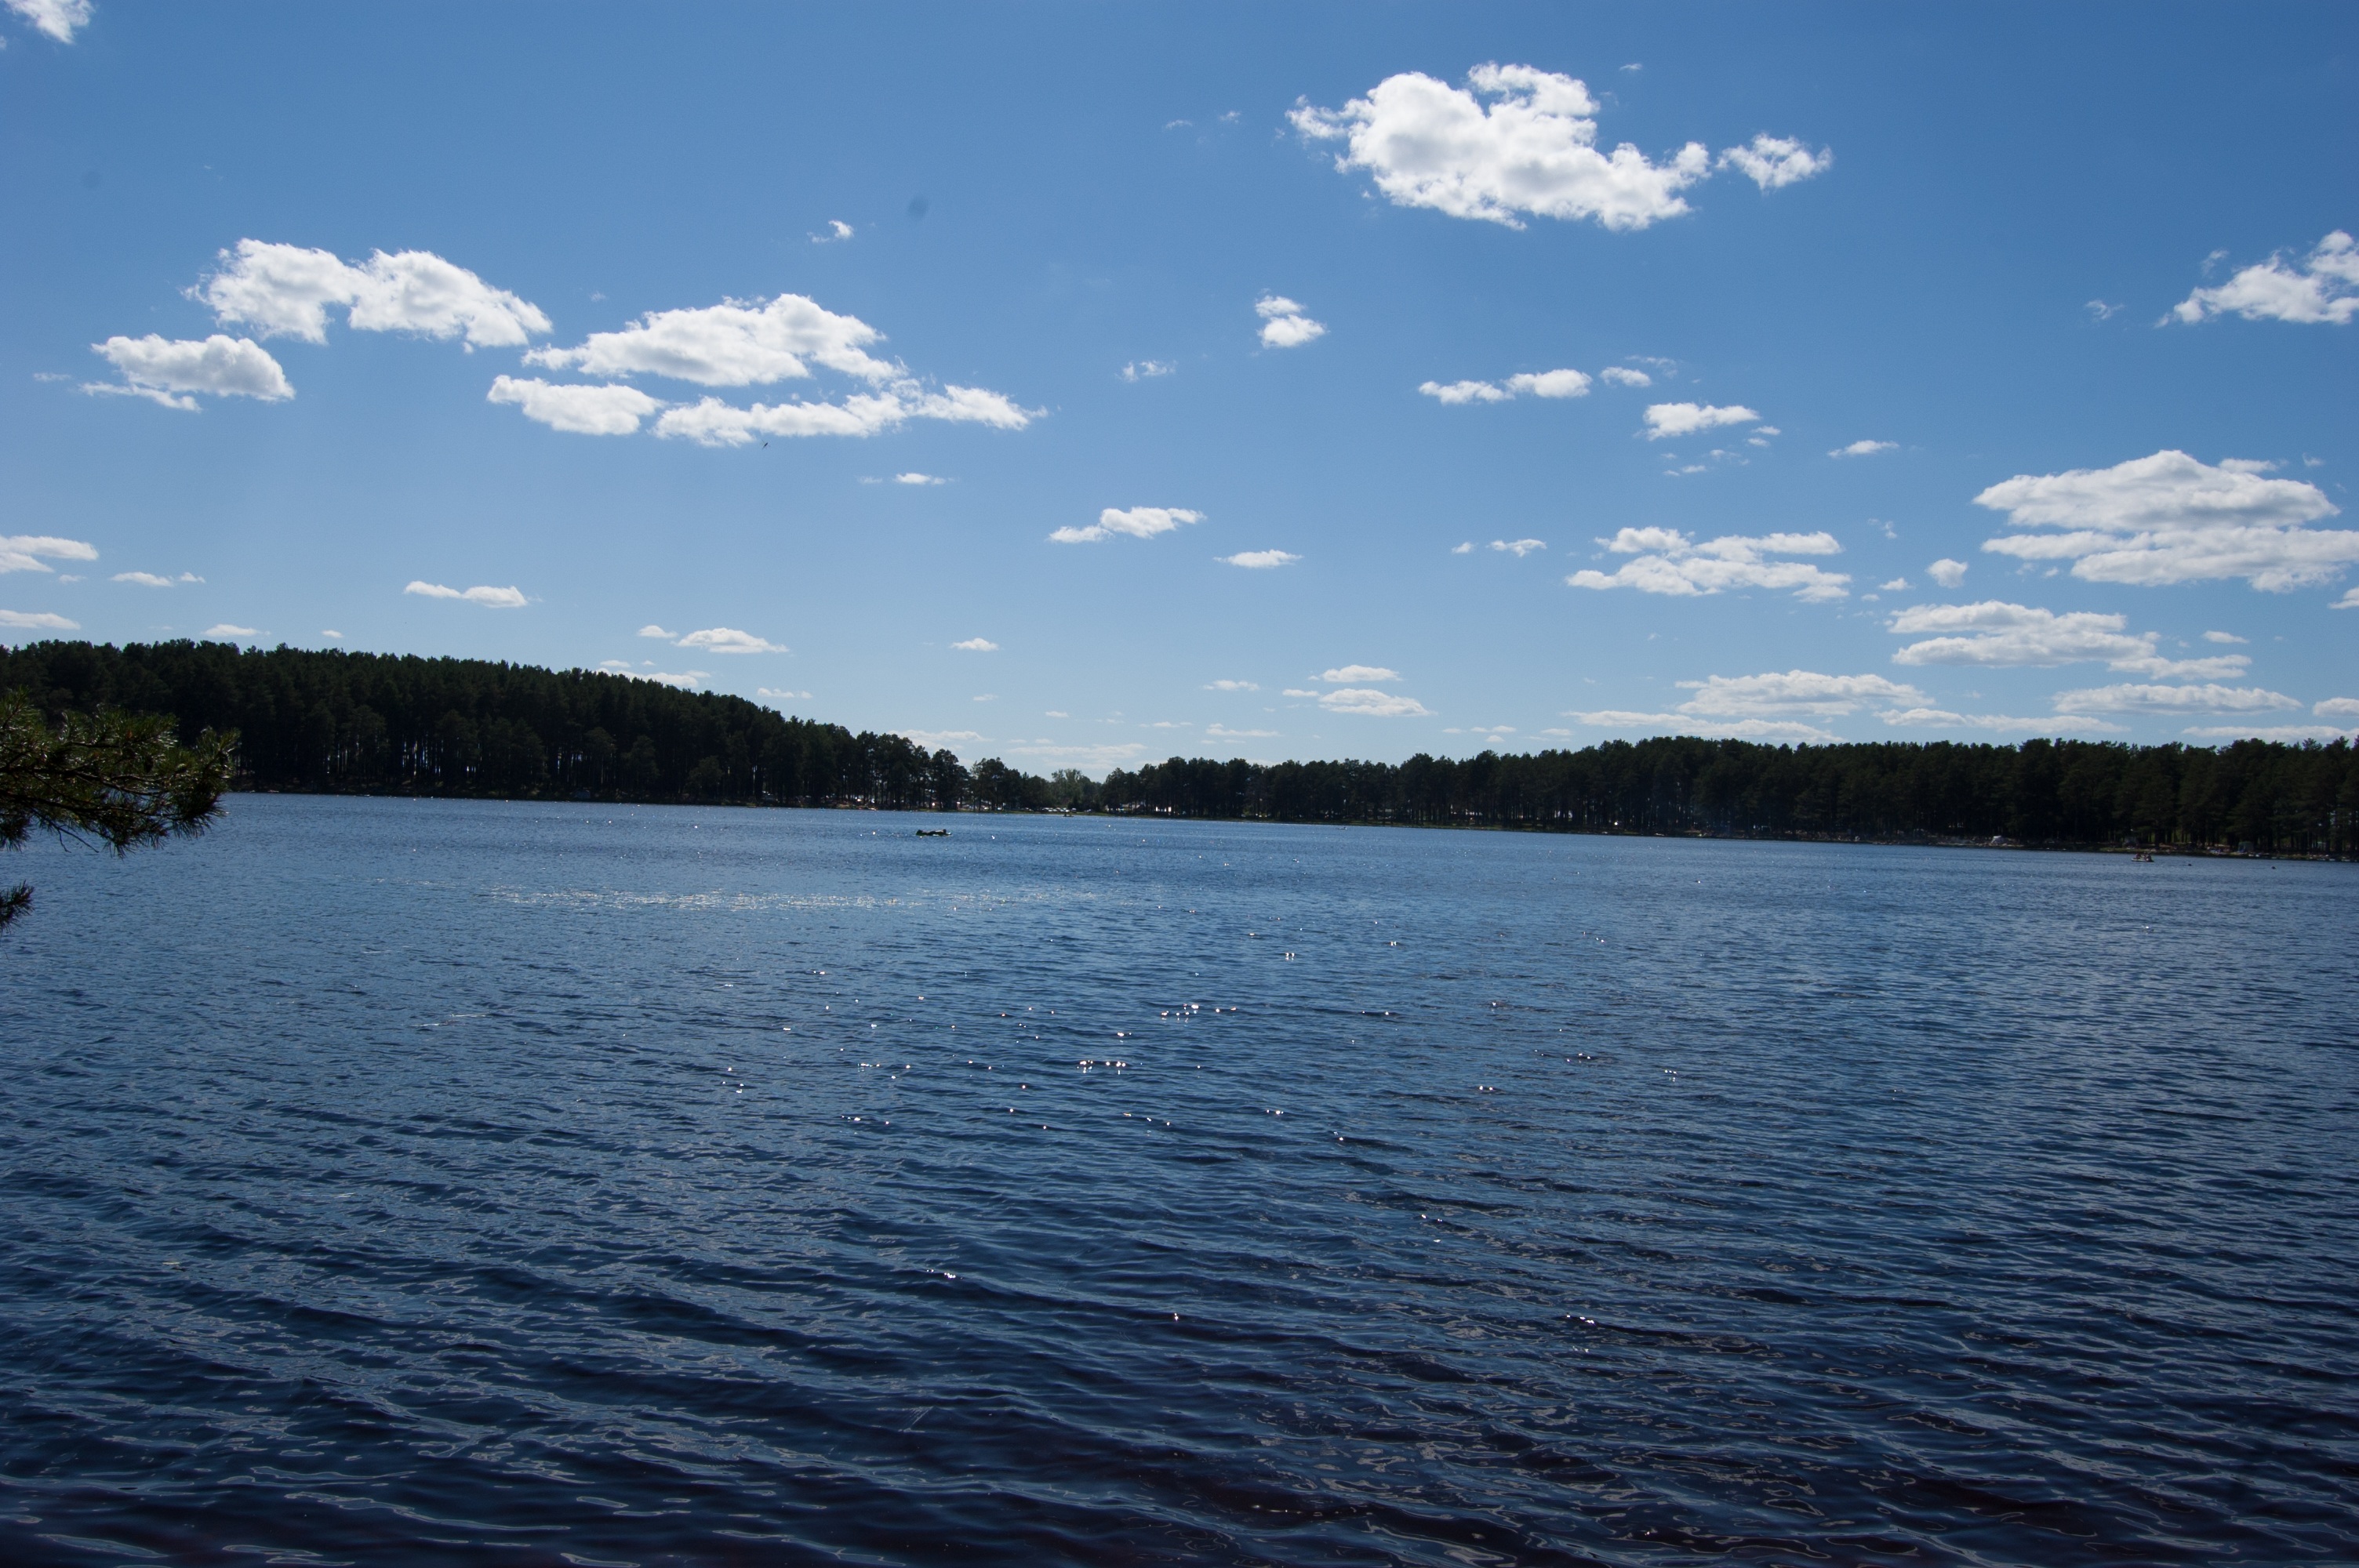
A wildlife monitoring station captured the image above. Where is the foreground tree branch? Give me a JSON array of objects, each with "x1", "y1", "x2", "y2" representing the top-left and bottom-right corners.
[{"x1": 0, "y1": 691, "x2": 236, "y2": 930}]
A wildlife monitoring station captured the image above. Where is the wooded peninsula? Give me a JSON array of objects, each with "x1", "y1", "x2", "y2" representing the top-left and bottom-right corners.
[{"x1": 5, "y1": 639, "x2": 2353, "y2": 856}]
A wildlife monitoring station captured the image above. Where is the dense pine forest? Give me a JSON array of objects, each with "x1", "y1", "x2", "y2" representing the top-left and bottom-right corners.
[{"x1": 5, "y1": 639, "x2": 2354, "y2": 855}]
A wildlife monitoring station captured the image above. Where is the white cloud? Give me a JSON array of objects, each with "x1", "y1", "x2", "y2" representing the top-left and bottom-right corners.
[
  {"x1": 2203, "y1": 630, "x2": 2248, "y2": 644},
  {"x1": 898, "y1": 729, "x2": 986, "y2": 750},
  {"x1": 758, "y1": 688, "x2": 813, "y2": 702},
  {"x1": 896, "y1": 471, "x2": 947, "y2": 485},
  {"x1": 1321, "y1": 665, "x2": 1399, "y2": 683},
  {"x1": 0, "y1": 608, "x2": 79, "y2": 630},
  {"x1": 1319, "y1": 688, "x2": 1430, "y2": 717},
  {"x1": 1206, "y1": 724, "x2": 1279, "y2": 739},
  {"x1": 638, "y1": 624, "x2": 674, "y2": 639},
  {"x1": 1420, "y1": 368, "x2": 1590, "y2": 404},
  {"x1": 87, "y1": 334, "x2": 292, "y2": 408},
  {"x1": 1878, "y1": 708, "x2": 2121, "y2": 735},
  {"x1": 322, "y1": 630, "x2": 343, "y2": 640},
  {"x1": 112, "y1": 572, "x2": 176, "y2": 587},
  {"x1": 1976, "y1": 449, "x2": 2356, "y2": 591},
  {"x1": 1598, "y1": 365, "x2": 1652, "y2": 387},
  {"x1": 1925, "y1": 557, "x2": 1968, "y2": 588},
  {"x1": 1451, "y1": 541, "x2": 1474, "y2": 554},
  {"x1": 405, "y1": 581, "x2": 526, "y2": 608},
  {"x1": 1568, "y1": 527, "x2": 1848, "y2": 601},
  {"x1": 1831, "y1": 439, "x2": 1896, "y2": 458},
  {"x1": 1205, "y1": 679, "x2": 1259, "y2": 691},
  {"x1": 1562, "y1": 709, "x2": 1841, "y2": 743},
  {"x1": 2183, "y1": 724, "x2": 2356, "y2": 742},
  {"x1": 1049, "y1": 506, "x2": 1201, "y2": 544},
  {"x1": 1120, "y1": 360, "x2": 1174, "y2": 382},
  {"x1": 1490, "y1": 539, "x2": 1546, "y2": 556},
  {"x1": 1001, "y1": 739, "x2": 1150, "y2": 771},
  {"x1": 6, "y1": 0, "x2": 90, "y2": 41},
  {"x1": 1643, "y1": 401, "x2": 1758, "y2": 439},
  {"x1": 2168, "y1": 231, "x2": 2359, "y2": 326},
  {"x1": 1717, "y1": 133, "x2": 1833, "y2": 190},
  {"x1": 641, "y1": 671, "x2": 707, "y2": 690},
  {"x1": 1678, "y1": 670, "x2": 1925, "y2": 718},
  {"x1": 1887, "y1": 600, "x2": 2248, "y2": 677},
  {"x1": 1221, "y1": 550, "x2": 1299, "y2": 568},
  {"x1": 1291, "y1": 64, "x2": 1751, "y2": 230},
  {"x1": 2052, "y1": 682, "x2": 2301, "y2": 714},
  {"x1": 649, "y1": 383, "x2": 1032, "y2": 446},
  {"x1": 527, "y1": 292, "x2": 892, "y2": 386},
  {"x1": 203, "y1": 623, "x2": 258, "y2": 638},
  {"x1": 0, "y1": 535, "x2": 98, "y2": 575},
  {"x1": 676, "y1": 626, "x2": 787, "y2": 655},
  {"x1": 1881, "y1": 577, "x2": 1911, "y2": 591},
  {"x1": 486, "y1": 376, "x2": 661, "y2": 435},
  {"x1": 812, "y1": 220, "x2": 855, "y2": 244},
  {"x1": 2339, "y1": 586, "x2": 2359, "y2": 610},
  {"x1": 2313, "y1": 698, "x2": 2359, "y2": 719},
  {"x1": 951, "y1": 637, "x2": 999, "y2": 652},
  {"x1": 201, "y1": 240, "x2": 549, "y2": 347},
  {"x1": 1256, "y1": 295, "x2": 1325, "y2": 348}
]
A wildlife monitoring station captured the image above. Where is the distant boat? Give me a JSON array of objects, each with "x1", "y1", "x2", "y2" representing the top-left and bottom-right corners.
[{"x1": 916, "y1": 828, "x2": 951, "y2": 837}]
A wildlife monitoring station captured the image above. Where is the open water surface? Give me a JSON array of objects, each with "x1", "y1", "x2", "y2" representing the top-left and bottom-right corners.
[{"x1": 1, "y1": 794, "x2": 2354, "y2": 1566}]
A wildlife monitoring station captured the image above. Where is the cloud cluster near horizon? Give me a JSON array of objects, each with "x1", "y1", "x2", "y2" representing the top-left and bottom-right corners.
[{"x1": 1291, "y1": 64, "x2": 1826, "y2": 230}]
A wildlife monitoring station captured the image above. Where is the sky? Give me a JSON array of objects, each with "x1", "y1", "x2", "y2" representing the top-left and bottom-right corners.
[{"x1": 3, "y1": 2, "x2": 2355, "y2": 772}]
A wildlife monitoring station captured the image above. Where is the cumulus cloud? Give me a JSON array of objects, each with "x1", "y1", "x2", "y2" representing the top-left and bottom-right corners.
[
  {"x1": 1419, "y1": 367, "x2": 1590, "y2": 405},
  {"x1": 1256, "y1": 295, "x2": 1325, "y2": 348},
  {"x1": 0, "y1": 535, "x2": 98, "y2": 575},
  {"x1": 6, "y1": 0, "x2": 92, "y2": 42},
  {"x1": 1206, "y1": 724, "x2": 1278, "y2": 739},
  {"x1": 111, "y1": 571, "x2": 196, "y2": 588},
  {"x1": 87, "y1": 334, "x2": 292, "y2": 408},
  {"x1": 2051, "y1": 682, "x2": 2300, "y2": 714},
  {"x1": 1321, "y1": 665, "x2": 1399, "y2": 683},
  {"x1": 1678, "y1": 670, "x2": 1925, "y2": 718},
  {"x1": 1491, "y1": 539, "x2": 1546, "y2": 556},
  {"x1": 405, "y1": 580, "x2": 526, "y2": 608},
  {"x1": 1222, "y1": 550, "x2": 1300, "y2": 568},
  {"x1": 896, "y1": 471, "x2": 947, "y2": 485},
  {"x1": 676, "y1": 627, "x2": 787, "y2": 655},
  {"x1": 487, "y1": 376, "x2": 661, "y2": 434},
  {"x1": 1319, "y1": 688, "x2": 1430, "y2": 717},
  {"x1": 1205, "y1": 679, "x2": 1259, "y2": 691},
  {"x1": 1643, "y1": 401, "x2": 1758, "y2": 440},
  {"x1": 812, "y1": 220, "x2": 855, "y2": 244},
  {"x1": 2183, "y1": 723, "x2": 2355, "y2": 742},
  {"x1": 204, "y1": 623, "x2": 258, "y2": 638},
  {"x1": 2203, "y1": 630, "x2": 2248, "y2": 644},
  {"x1": 1879, "y1": 708, "x2": 2121, "y2": 735},
  {"x1": 1717, "y1": 133, "x2": 1834, "y2": 189},
  {"x1": 640, "y1": 671, "x2": 707, "y2": 690},
  {"x1": 1050, "y1": 506, "x2": 1201, "y2": 544},
  {"x1": 1561, "y1": 709, "x2": 1841, "y2": 743},
  {"x1": 951, "y1": 637, "x2": 999, "y2": 652},
  {"x1": 1831, "y1": 439, "x2": 1896, "y2": 458},
  {"x1": 758, "y1": 688, "x2": 813, "y2": 702},
  {"x1": 2168, "y1": 231, "x2": 2358, "y2": 326},
  {"x1": 2339, "y1": 586, "x2": 2359, "y2": 611},
  {"x1": 1887, "y1": 601, "x2": 2248, "y2": 678},
  {"x1": 1120, "y1": 360, "x2": 1174, "y2": 382},
  {"x1": 638, "y1": 624, "x2": 674, "y2": 639},
  {"x1": 649, "y1": 383, "x2": 1031, "y2": 446},
  {"x1": 0, "y1": 608, "x2": 79, "y2": 630},
  {"x1": 1292, "y1": 64, "x2": 1818, "y2": 230},
  {"x1": 1568, "y1": 527, "x2": 1848, "y2": 601},
  {"x1": 1598, "y1": 365, "x2": 1652, "y2": 387},
  {"x1": 528, "y1": 292, "x2": 892, "y2": 386},
  {"x1": 1976, "y1": 450, "x2": 2356, "y2": 591},
  {"x1": 201, "y1": 239, "x2": 550, "y2": 347},
  {"x1": 1926, "y1": 557, "x2": 1968, "y2": 588},
  {"x1": 2313, "y1": 698, "x2": 2359, "y2": 719}
]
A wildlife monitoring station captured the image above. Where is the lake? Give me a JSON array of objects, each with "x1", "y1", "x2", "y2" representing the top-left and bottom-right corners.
[{"x1": 2, "y1": 794, "x2": 2353, "y2": 1564}]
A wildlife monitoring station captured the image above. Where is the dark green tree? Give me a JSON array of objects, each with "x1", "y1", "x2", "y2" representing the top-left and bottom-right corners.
[{"x1": 0, "y1": 691, "x2": 236, "y2": 930}]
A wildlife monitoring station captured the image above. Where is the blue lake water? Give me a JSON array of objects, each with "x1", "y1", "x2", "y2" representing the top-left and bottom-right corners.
[{"x1": 2, "y1": 793, "x2": 2353, "y2": 1565}]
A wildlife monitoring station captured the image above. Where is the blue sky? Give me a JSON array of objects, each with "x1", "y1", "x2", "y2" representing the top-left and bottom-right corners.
[{"x1": 4, "y1": 2, "x2": 2354, "y2": 771}]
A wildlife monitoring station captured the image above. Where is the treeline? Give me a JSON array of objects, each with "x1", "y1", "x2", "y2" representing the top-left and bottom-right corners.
[
  {"x1": 1096, "y1": 739, "x2": 2359, "y2": 855},
  {"x1": 0, "y1": 639, "x2": 964, "y2": 808},
  {"x1": 3, "y1": 640, "x2": 2353, "y2": 854}
]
